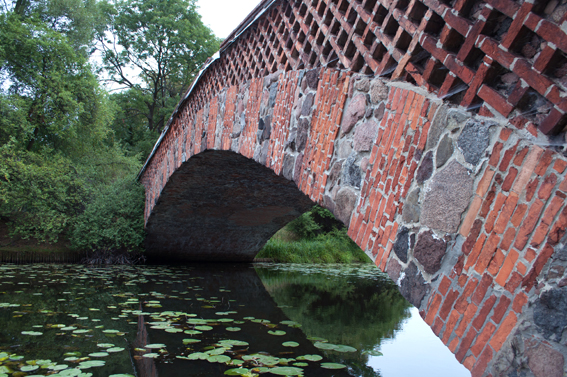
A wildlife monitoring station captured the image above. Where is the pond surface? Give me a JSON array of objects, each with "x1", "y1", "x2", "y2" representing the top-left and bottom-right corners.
[{"x1": 0, "y1": 263, "x2": 470, "y2": 377}]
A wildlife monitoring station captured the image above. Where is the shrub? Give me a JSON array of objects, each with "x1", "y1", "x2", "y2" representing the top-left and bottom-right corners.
[{"x1": 70, "y1": 177, "x2": 145, "y2": 252}]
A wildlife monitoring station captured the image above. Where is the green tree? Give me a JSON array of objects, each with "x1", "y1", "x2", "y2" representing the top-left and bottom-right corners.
[
  {"x1": 99, "y1": 0, "x2": 220, "y2": 135},
  {"x1": 0, "y1": 11, "x2": 113, "y2": 154}
]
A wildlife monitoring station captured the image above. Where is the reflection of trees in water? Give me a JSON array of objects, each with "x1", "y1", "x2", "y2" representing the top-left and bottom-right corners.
[{"x1": 257, "y1": 267, "x2": 411, "y2": 377}]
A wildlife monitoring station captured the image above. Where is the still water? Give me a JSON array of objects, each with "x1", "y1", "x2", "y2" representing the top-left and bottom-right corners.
[{"x1": 0, "y1": 263, "x2": 470, "y2": 377}]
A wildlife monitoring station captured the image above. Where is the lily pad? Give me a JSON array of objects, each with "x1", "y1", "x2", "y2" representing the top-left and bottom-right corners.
[
  {"x1": 142, "y1": 353, "x2": 160, "y2": 359},
  {"x1": 21, "y1": 331, "x2": 43, "y2": 336},
  {"x1": 224, "y1": 367, "x2": 250, "y2": 375},
  {"x1": 226, "y1": 327, "x2": 241, "y2": 332},
  {"x1": 313, "y1": 342, "x2": 336, "y2": 350},
  {"x1": 107, "y1": 347, "x2": 125, "y2": 353},
  {"x1": 88, "y1": 352, "x2": 108, "y2": 358},
  {"x1": 296, "y1": 355, "x2": 322, "y2": 362},
  {"x1": 282, "y1": 341, "x2": 299, "y2": 347},
  {"x1": 195, "y1": 325, "x2": 213, "y2": 331},
  {"x1": 320, "y1": 363, "x2": 346, "y2": 369},
  {"x1": 268, "y1": 330, "x2": 286, "y2": 336},
  {"x1": 334, "y1": 345, "x2": 357, "y2": 352},
  {"x1": 207, "y1": 355, "x2": 230, "y2": 364},
  {"x1": 269, "y1": 366, "x2": 304, "y2": 376},
  {"x1": 21, "y1": 365, "x2": 40, "y2": 372},
  {"x1": 182, "y1": 339, "x2": 201, "y2": 344},
  {"x1": 145, "y1": 344, "x2": 167, "y2": 349}
]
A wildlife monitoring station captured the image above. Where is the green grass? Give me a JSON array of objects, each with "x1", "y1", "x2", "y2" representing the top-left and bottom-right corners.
[{"x1": 256, "y1": 229, "x2": 372, "y2": 264}]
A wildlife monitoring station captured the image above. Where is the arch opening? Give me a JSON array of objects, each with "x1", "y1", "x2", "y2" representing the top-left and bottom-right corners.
[{"x1": 144, "y1": 150, "x2": 314, "y2": 263}]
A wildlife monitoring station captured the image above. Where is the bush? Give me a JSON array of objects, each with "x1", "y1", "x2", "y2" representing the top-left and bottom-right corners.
[
  {"x1": 0, "y1": 143, "x2": 88, "y2": 243},
  {"x1": 257, "y1": 206, "x2": 371, "y2": 264},
  {"x1": 70, "y1": 177, "x2": 145, "y2": 252}
]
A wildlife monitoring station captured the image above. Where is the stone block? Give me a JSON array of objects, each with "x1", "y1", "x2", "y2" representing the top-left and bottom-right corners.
[
  {"x1": 533, "y1": 287, "x2": 567, "y2": 340},
  {"x1": 421, "y1": 161, "x2": 474, "y2": 233},
  {"x1": 457, "y1": 119, "x2": 493, "y2": 166},
  {"x1": 416, "y1": 151, "x2": 434, "y2": 184},
  {"x1": 414, "y1": 230, "x2": 447, "y2": 274},
  {"x1": 526, "y1": 341, "x2": 565, "y2": 377},
  {"x1": 340, "y1": 94, "x2": 366, "y2": 135},
  {"x1": 334, "y1": 187, "x2": 358, "y2": 226},
  {"x1": 342, "y1": 154, "x2": 362, "y2": 188},
  {"x1": 399, "y1": 262, "x2": 430, "y2": 308},
  {"x1": 353, "y1": 121, "x2": 378, "y2": 152},
  {"x1": 369, "y1": 79, "x2": 388, "y2": 104},
  {"x1": 402, "y1": 188, "x2": 421, "y2": 223},
  {"x1": 436, "y1": 134, "x2": 454, "y2": 168},
  {"x1": 393, "y1": 227, "x2": 410, "y2": 263}
]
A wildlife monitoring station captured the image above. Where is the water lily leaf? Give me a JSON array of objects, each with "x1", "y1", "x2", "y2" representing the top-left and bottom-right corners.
[
  {"x1": 142, "y1": 353, "x2": 160, "y2": 358},
  {"x1": 218, "y1": 340, "x2": 249, "y2": 346},
  {"x1": 280, "y1": 321, "x2": 301, "y2": 328},
  {"x1": 21, "y1": 331, "x2": 43, "y2": 336},
  {"x1": 333, "y1": 345, "x2": 357, "y2": 352},
  {"x1": 61, "y1": 327, "x2": 77, "y2": 331},
  {"x1": 226, "y1": 327, "x2": 241, "y2": 332},
  {"x1": 320, "y1": 363, "x2": 346, "y2": 369},
  {"x1": 97, "y1": 343, "x2": 114, "y2": 348},
  {"x1": 145, "y1": 344, "x2": 167, "y2": 349},
  {"x1": 195, "y1": 325, "x2": 213, "y2": 331},
  {"x1": 78, "y1": 360, "x2": 105, "y2": 368},
  {"x1": 107, "y1": 347, "x2": 125, "y2": 353},
  {"x1": 102, "y1": 329, "x2": 120, "y2": 333},
  {"x1": 21, "y1": 365, "x2": 39, "y2": 372},
  {"x1": 282, "y1": 342, "x2": 299, "y2": 347},
  {"x1": 59, "y1": 368, "x2": 83, "y2": 376},
  {"x1": 313, "y1": 342, "x2": 336, "y2": 350},
  {"x1": 296, "y1": 355, "x2": 322, "y2": 362},
  {"x1": 182, "y1": 339, "x2": 201, "y2": 344},
  {"x1": 269, "y1": 367, "x2": 304, "y2": 376},
  {"x1": 293, "y1": 363, "x2": 308, "y2": 367},
  {"x1": 307, "y1": 337, "x2": 327, "y2": 342},
  {"x1": 207, "y1": 355, "x2": 230, "y2": 364},
  {"x1": 49, "y1": 364, "x2": 69, "y2": 370},
  {"x1": 267, "y1": 330, "x2": 286, "y2": 336},
  {"x1": 186, "y1": 352, "x2": 208, "y2": 360},
  {"x1": 224, "y1": 368, "x2": 250, "y2": 375},
  {"x1": 72, "y1": 329, "x2": 90, "y2": 334},
  {"x1": 184, "y1": 330, "x2": 202, "y2": 335}
]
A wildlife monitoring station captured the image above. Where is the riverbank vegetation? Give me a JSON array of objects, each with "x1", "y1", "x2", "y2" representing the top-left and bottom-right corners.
[
  {"x1": 256, "y1": 206, "x2": 372, "y2": 264},
  {"x1": 0, "y1": 0, "x2": 219, "y2": 257}
]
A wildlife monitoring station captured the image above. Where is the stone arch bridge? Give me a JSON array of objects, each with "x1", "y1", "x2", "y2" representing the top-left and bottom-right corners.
[{"x1": 138, "y1": 0, "x2": 567, "y2": 376}]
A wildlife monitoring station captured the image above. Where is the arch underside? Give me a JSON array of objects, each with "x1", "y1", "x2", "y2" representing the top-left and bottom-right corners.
[{"x1": 144, "y1": 150, "x2": 313, "y2": 263}]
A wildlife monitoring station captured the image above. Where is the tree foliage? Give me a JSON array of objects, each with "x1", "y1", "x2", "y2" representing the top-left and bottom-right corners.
[
  {"x1": 99, "y1": 0, "x2": 220, "y2": 133},
  {"x1": 0, "y1": 10, "x2": 112, "y2": 154}
]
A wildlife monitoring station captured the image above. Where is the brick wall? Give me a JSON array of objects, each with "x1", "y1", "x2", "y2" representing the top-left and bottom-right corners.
[{"x1": 141, "y1": 66, "x2": 567, "y2": 376}]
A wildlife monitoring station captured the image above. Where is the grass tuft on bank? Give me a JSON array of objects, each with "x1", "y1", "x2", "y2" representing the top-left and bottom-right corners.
[{"x1": 256, "y1": 206, "x2": 372, "y2": 264}]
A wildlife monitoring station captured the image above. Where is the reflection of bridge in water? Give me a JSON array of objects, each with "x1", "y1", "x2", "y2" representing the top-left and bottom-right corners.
[
  {"x1": 131, "y1": 264, "x2": 386, "y2": 376},
  {"x1": 138, "y1": 0, "x2": 567, "y2": 375}
]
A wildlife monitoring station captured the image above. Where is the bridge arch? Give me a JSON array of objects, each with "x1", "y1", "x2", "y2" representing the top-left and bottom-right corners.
[{"x1": 139, "y1": 0, "x2": 567, "y2": 376}]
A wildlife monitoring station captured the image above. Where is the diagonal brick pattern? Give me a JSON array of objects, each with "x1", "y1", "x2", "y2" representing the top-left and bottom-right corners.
[{"x1": 182, "y1": 0, "x2": 567, "y2": 137}]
